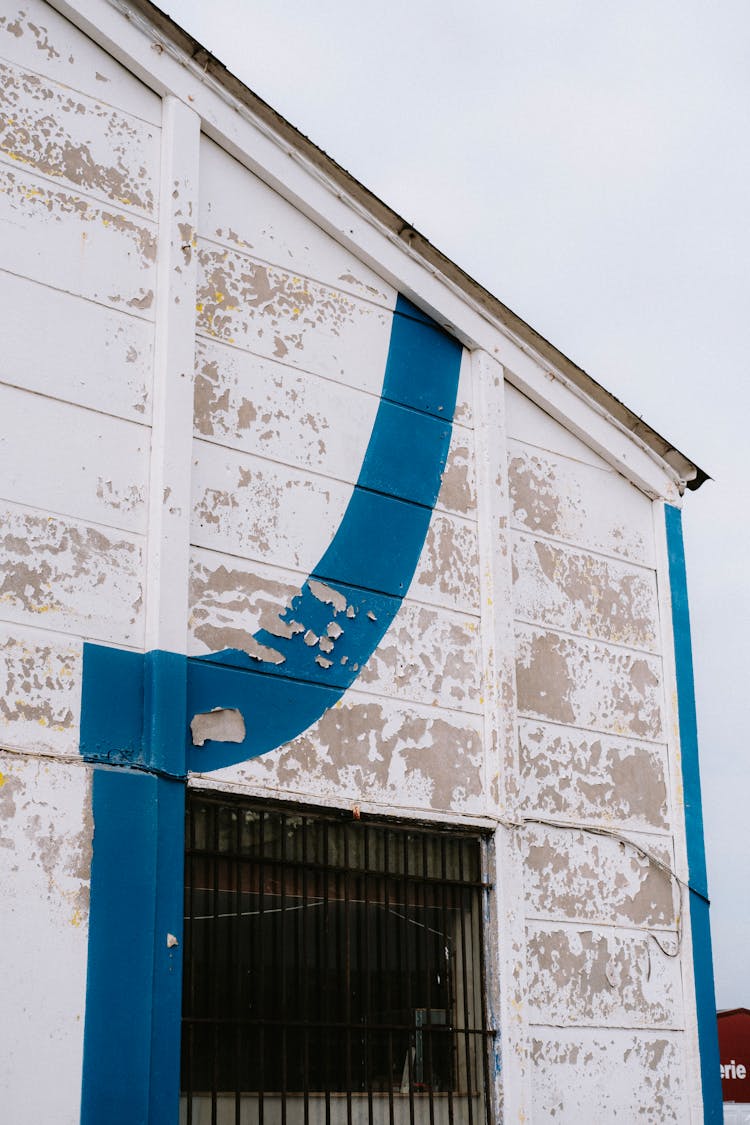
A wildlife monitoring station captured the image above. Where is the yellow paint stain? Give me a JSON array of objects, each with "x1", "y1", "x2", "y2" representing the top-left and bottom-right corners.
[
  {"x1": 214, "y1": 291, "x2": 224, "y2": 302},
  {"x1": 70, "y1": 909, "x2": 82, "y2": 928},
  {"x1": 195, "y1": 302, "x2": 203, "y2": 312},
  {"x1": 0, "y1": 772, "x2": 5, "y2": 788}
]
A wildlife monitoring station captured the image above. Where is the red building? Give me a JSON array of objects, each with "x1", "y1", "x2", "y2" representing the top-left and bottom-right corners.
[{"x1": 719, "y1": 1009, "x2": 750, "y2": 1103}]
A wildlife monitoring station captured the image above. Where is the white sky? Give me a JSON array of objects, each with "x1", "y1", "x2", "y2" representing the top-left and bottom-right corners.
[{"x1": 160, "y1": 0, "x2": 750, "y2": 1007}]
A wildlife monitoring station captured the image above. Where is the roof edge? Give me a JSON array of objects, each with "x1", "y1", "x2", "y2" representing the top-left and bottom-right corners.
[{"x1": 125, "y1": 0, "x2": 709, "y2": 492}]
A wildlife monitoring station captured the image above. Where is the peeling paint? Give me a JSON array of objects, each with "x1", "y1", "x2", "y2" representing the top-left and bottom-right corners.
[
  {"x1": 526, "y1": 923, "x2": 679, "y2": 1027},
  {"x1": 195, "y1": 241, "x2": 389, "y2": 381},
  {"x1": 438, "y1": 431, "x2": 476, "y2": 516},
  {"x1": 508, "y1": 443, "x2": 653, "y2": 566},
  {"x1": 192, "y1": 338, "x2": 379, "y2": 480},
  {"x1": 415, "y1": 514, "x2": 480, "y2": 612},
  {"x1": 522, "y1": 822, "x2": 677, "y2": 929},
  {"x1": 189, "y1": 554, "x2": 301, "y2": 655},
  {"x1": 207, "y1": 695, "x2": 485, "y2": 814},
  {"x1": 0, "y1": 159, "x2": 157, "y2": 321},
  {"x1": 191, "y1": 707, "x2": 246, "y2": 747},
  {"x1": 530, "y1": 1030, "x2": 688, "y2": 1123},
  {"x1": 358, "y1": 602, "x2": 482, "y2": 712},
  {"x1": 191, "y1": 444, "x2": 349, "y2": 573},
  {"x1": 512, "y1": 534, "x2": 659, "y2": 650},
  {"x1": 0, "y1": 59, "x2": 156, "y2": 211},
  {"x1": 518, "y1": 720, "x2": 669, "y2": 830},
  {"x1": 515, "y1": 625, "x2": 663, "y2": 740},
  {"x1": 0, "y1": 504, "x2": 143, "y2": 644}
]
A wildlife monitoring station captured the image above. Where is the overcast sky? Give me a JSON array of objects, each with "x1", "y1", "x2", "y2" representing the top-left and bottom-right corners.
[{"x1": 160, "y1": 0, "x2": 750, "y2": 1008}]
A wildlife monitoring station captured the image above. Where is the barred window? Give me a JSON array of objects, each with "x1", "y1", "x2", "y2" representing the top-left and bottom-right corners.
[{"x1": 181, "y1": 795, "x2": 494, "y2": 1125}]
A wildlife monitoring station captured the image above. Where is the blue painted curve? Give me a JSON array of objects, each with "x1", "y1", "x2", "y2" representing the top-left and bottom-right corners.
[{"x1": 188, "y1": 294, "x2": 463, "y2": 772}]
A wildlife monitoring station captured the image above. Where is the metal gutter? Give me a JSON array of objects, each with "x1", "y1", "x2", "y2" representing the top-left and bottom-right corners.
[{"x1": 126, "y1": 0, "x2": 708, "y2": 491}]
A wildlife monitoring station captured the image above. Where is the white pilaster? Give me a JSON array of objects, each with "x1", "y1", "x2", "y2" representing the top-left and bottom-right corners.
[
  {"x1": 473, "y1": 349, "x2": 530, "y2": 1123},
  {"x1": 145, "y1": 95, "x2": 200, "y2": 653}
]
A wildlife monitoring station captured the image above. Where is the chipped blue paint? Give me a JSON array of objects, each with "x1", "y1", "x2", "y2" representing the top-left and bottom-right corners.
[
  {"x1": 186, "y1": 294, "x2": 462, "y2": 771},
  {"x1": 79, "y1": 294, "x2": 462, "y2": 1123},
  {"x1": 81, "y1": 769, "x2": 184, "y2": 1125},
  {"x1": 665, "y1": 503, "x2": 722, "y2": 1124}
]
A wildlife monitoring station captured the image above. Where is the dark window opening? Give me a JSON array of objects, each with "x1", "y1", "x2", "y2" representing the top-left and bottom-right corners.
[{"x1": 181, "y1": 795, "x2": 494, "y2": 1125}]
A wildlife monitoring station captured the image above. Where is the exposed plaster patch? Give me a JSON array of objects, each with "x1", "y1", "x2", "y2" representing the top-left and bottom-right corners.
[
  {"x1": 0, "y1": 505, "x2": 143, "y2": 642},
  {"x1": 309, "y1": 580, "x2": 347, "y2": 613},
  {"x1": 438, "y1": 433, "x2": 476, "y2": 516},
  {"x1": 190, "y1": 707, "x2": 246, "y2": 747},
  {"x1": 195, "y1": 243, "x2": 385, "y2": 363},
  {"x1": 515, "y1": 626, "x2": 663, "y2": 740},
  {"x1": 0, "y1": 59, "x2": 156, "y2": 211},
  {"x1": 526, "y1": 923, "x2": 678, "y2": 1027},
  {"x1": 189, "y1": 557, "x2": 301, "y2": 653},
  {"x1": 512, "y1": 534, "x2": 659, "y2": 650},
  {"x1": 522, "y1": 822, "x2": 676, "y2": 929},
  {"x1": 210, "y1": 698, "x2": 485, "y2": 814},
  {"x1": 416, "y1": 514, "x2": 480, "y2": 612},
  {"x1": 518, "y1": 720, "x2": 669, "y2": 830}
]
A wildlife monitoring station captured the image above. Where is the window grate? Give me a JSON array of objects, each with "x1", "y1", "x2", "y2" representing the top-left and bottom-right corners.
[{"x1": 181, "y1": 795, "x2": 495, "y2": 1125}]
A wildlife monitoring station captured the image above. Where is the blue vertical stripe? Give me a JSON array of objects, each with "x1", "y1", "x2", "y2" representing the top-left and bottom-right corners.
[{"x1": 665, "y1": 503, "x2": 722, "y2": 1123}]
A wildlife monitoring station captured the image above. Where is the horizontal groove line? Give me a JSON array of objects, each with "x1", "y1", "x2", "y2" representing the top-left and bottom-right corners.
[
  {"x1": 196, "y1": 231, "x2": 395, "y2": 318},
  {"x1": 0, "y1": 491, "x2": 147, "y2": 541},
  {"x1": 0, "y1": 264, "x2": 156, "y2": 326},
  {"x1": 510, "y1": 522, "x2": 656, "y2": 574},
  {"x1": 189, "y1": 657, "x2": 483, "y2": 724},
  {"x1": 515, "y1": 711, "x2": 665, "y2": 749},
  {"x1": 192, "y1": 433, "x2": 475, "y2": 524},
  {"x1": 0, "y1": 147, "x2": 157, "y2": 224},
  {"x1": 512, "y1": 614, "x2": 661, "y2": 658},
  {"x1": 0, "y1": 377, "x2": 152, "y2": 432},
  {"x1": 0, "y1": 49, "x2": 162, "y2": 129},
  {"x1": 195, "y1": 333, "x2": 474, "y2": 435},
  {"x1": 0, "y1": 614, "x2": 142, "y2": 653}
]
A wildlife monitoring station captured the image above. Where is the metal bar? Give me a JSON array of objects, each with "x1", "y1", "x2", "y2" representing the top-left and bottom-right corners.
[
  {"x1": 363, "y1": 828, "x2": 373, "y2": 1125},
  {"x1": 179, "y1": 795, "x2": 492, "y2": 1125},
  {"x1": 401, "y1": 833, "x2": 416, "y2": 1125},
  {"x1": 234, "y1": 809, "x2": 242, "y2": 1125},
  {"x1": 439, "y1": 835, "x2": 455, "y2": 1125},
  {"x1": 323, "y1": 818, "x2": 331, "y2": 1125},
  {"x1": 457, "y1": 845, "x2": 474, "y2": 1125},
  {"x1": 420, "y1": 833, "x2": 436, "y2": 1125},
  {"x1": 382, "y1": 831, "x2": 395, "y2": 1125},
  {"x1": 258, "y1": 810, "x2": 266, "y2": 1125},
  {"x1": 211, "y1": 803, "x2": 219, "y2": 1125},
  {"x1": 343, "y1": 825, "x2": 353, "y2": 1125},
  {"x1": 184, "y1": 844, "x2": 488, "y2": 889},
  {"x1": 302, "y1": 816, "x2": 311, "y2": 1125},
  {"x1": 281, "y1": 812, "x2": 288, "y2": 1125}
]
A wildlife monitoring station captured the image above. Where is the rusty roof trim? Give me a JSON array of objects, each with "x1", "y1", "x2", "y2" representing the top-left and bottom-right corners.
[{"x1": 126, "y1": 0, "x2": 708, "y2": 492}]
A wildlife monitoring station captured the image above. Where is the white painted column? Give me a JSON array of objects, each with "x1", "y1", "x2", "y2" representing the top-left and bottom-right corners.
[
  {"x1": 145, "y1": 95, "x2": 200, "y2": 653},
  {"x1": 473, "y1": 349, "x2": 531, "y2": 1123}
]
